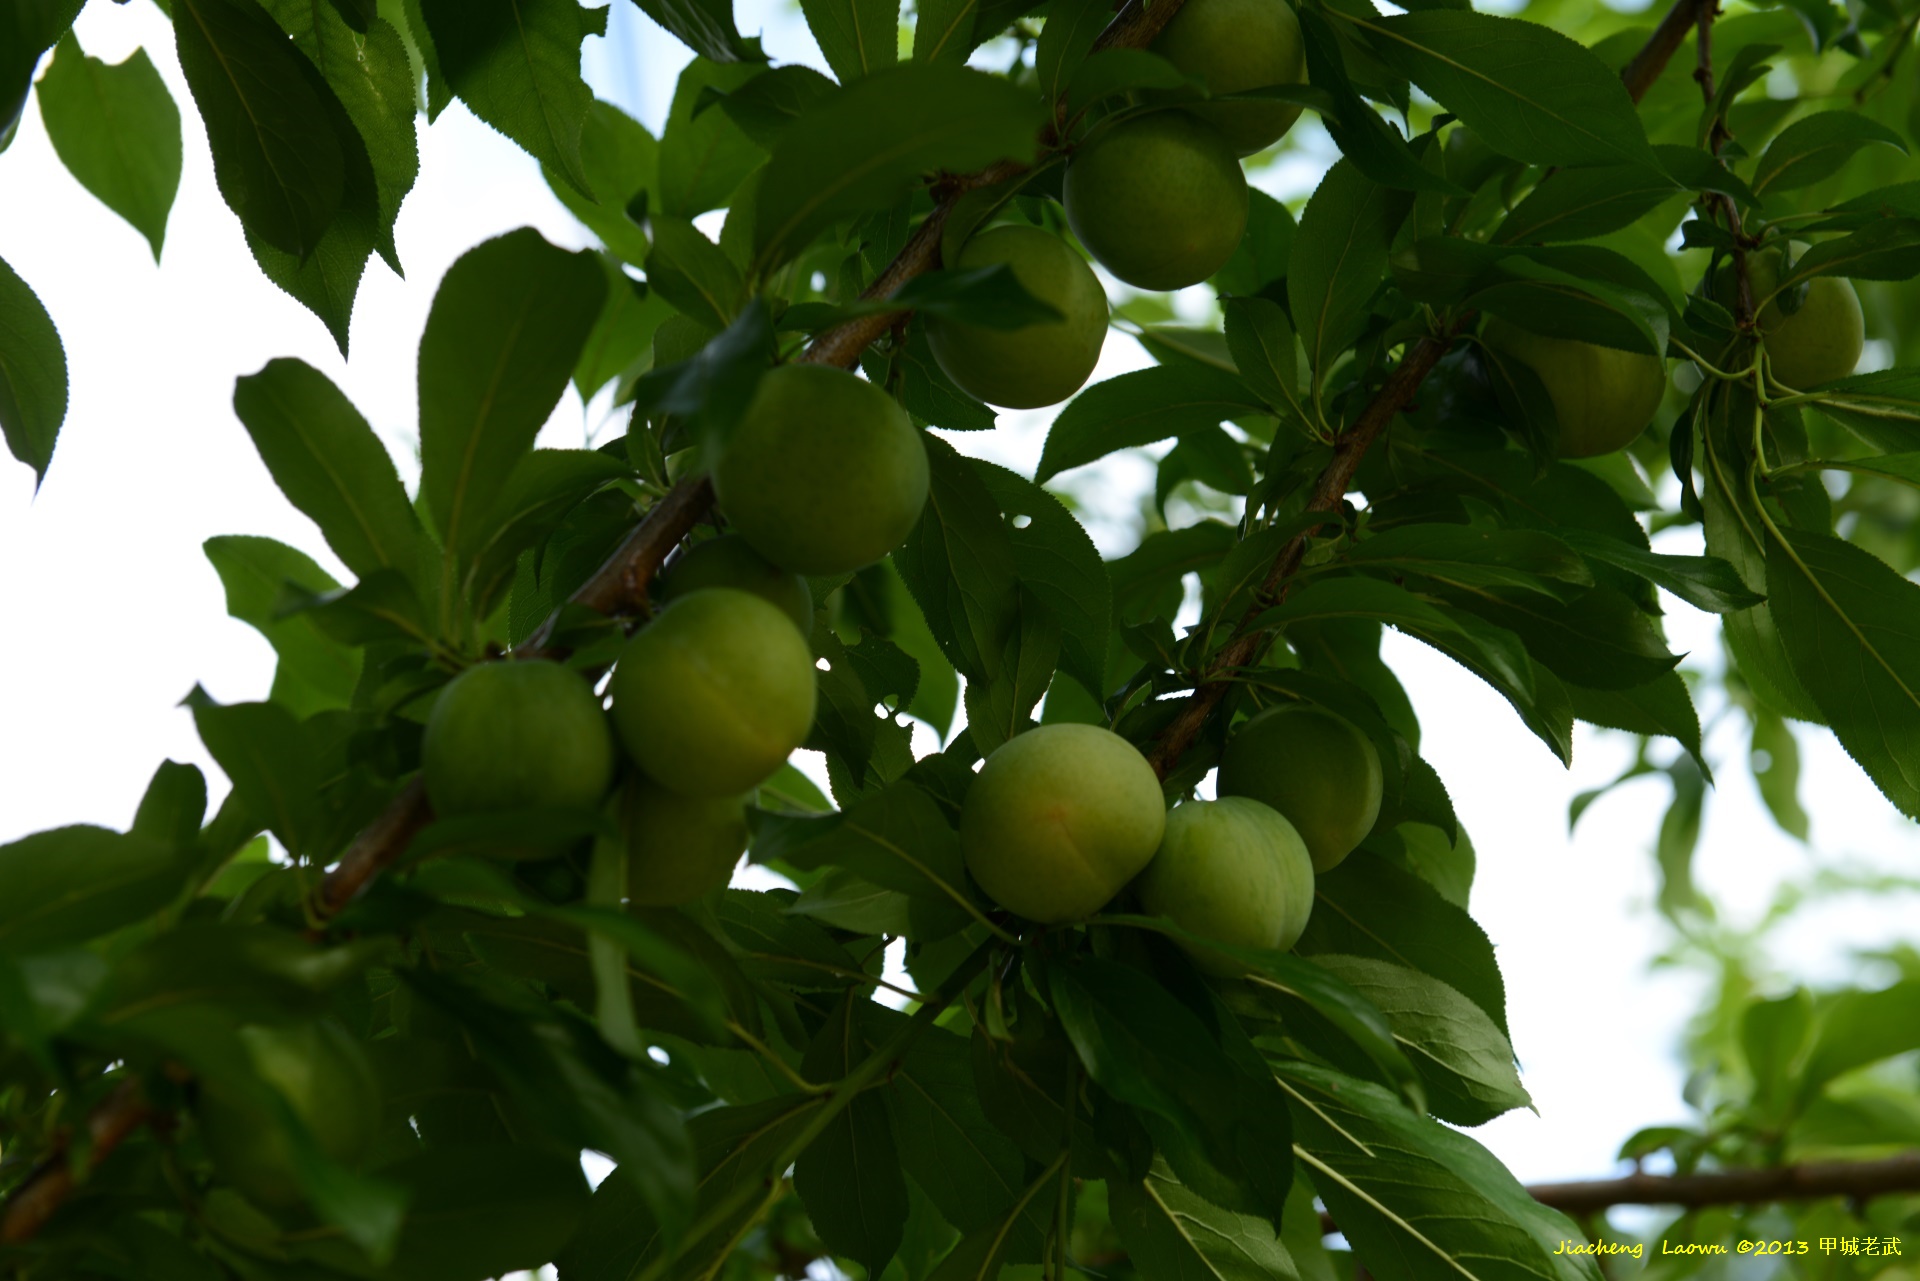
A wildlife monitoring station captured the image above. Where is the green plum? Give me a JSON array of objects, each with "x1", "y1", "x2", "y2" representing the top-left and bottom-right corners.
[
  {"x1": 197, "y1": 1020, "x2": 381, "y2": 1207},
  {"x1": 609, "y1": 588, "x2": 817, "y2": 796},
  {"x1": 712, "y1": 364, "x2": 930, "y2": 575},
  {"x1": 619, "y1": 776, "x2": 750, "y2": 905},
  {"x1": 1481, "y1": 317, "x2": 1667, "y2": 458},
  {"x1": 1152, "y1": 0, "x2": 1308, "y2": 156},
  {"x1": 1722, "y1": 247, "x2": 1864, "y2": 389},
  {"x1": 423, "y1": 659, "x2": 615, "y2": 818},
  {"x1": 925, "y1": 225, "x2": 1109, "y2": 409},
  {"x1": 1063, "y1": 112, "x2": 1249, "y2": 292},
  {"x1": 657, "y1": 533, "x2": 813, "y2": 634},
  {"x1": 960, "y1": 724, "x2": 1166, "y2": 924},
  {"x1": 1217, "y1": 704, "x2": 1382, "y2": 873},
  {"x1": 1135, "y1": 797, "x2": 1315, "y2": 975}
]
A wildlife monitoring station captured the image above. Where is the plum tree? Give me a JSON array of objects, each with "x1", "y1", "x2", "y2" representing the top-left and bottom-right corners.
[
  {"x1": 925, "y1": 225, "x2": 1109, "y2": 409},
  {"x1": 1721, "y1": 248, "x2": 1865, "y2": 389},
  {"x1": 1151, "y1": 0, "x2": 1308, "y2": 155},
  {"x1": 1481, "y1": 318, "x2": 1667, "y2": 458},
  {"x1": 712, "y1": 364, "x2": 930, "y2": 576},
  {"x1": 1063, "y1": 111, "x2": 1248, "y2": 291},
  {"x1": 960, "y1": 724, "x2": 1166, "y2": 923},
  {"x1": 618, "y1": 777, "x2": 751, "y2": 905},
  {"x1": 1135, "y1": 797, "x2": 1315, "y2": 975},
  {"x1": 609, "y1": 588, "x2": 817, "y2": 796},
  {"x1": 657, "y1": 533, "x2": 814, "y2": 634},
  {"x1": 1217, "y1": 704, "x2": 1383, "y2": 872},
  {"x1": 422, "y1": 659, "x2": 615, "y2": 819},
  {"x1": 195, "y1": 1021, "x2": 380, "y2": 1208}
]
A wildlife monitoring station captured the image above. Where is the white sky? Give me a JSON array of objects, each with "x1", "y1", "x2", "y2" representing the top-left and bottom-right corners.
[{"x1": 2, "y1": 0, "x2": 1915, "y2": 1203}]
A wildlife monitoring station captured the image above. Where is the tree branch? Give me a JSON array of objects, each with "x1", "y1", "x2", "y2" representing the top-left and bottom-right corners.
[
  {"x1": 1144, "y1": 0, "x2": 1704, "y2": 779},
  {"x1": 1313, "y1": 1152, "x2": 1920, "y2": 1234},
  {"x1": 0, "y1": 1080, "x2": 149, "y2": 1245}
]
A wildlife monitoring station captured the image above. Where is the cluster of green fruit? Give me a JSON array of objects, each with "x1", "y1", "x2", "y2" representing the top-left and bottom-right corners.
[
  {"x1": 960, "y1": 704, "x2": 1380, "y2": 973},
  {"x1": 1484, "y1": 244, "x2": 1863, "y2": 459},
  {"x1": 925, "y1": 0, "x2": 1309, "y2": 410}
]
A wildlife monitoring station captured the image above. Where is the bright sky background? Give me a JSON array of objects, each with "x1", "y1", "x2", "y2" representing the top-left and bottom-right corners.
[{"x1": 2, "y1": 0, "x2": 1916, "y2": 1214}]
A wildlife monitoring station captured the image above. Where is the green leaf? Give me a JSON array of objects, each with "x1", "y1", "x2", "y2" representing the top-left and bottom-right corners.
[
  {"x1": 1348, "y1": 9, "x2": 1658, "y2": 169},
  {"x1": 772, "y1": 782, "x2": 975, "y2": 933},
  {"x1": 464, "y1": 448, "x2": 629, "y2": 618},
  {"x1": 188, "y1": 692, "x2": 323, "y2": 857},
  {"x1": 0, "y1": 0, "x2": 83, "y2": 150},
  {"x1": 1795, "y1": 982, "x2": 1920, "y2": 1113},
  {"x1": 1297, "y1": 9, "x2": 1458, "y2": 197},
  {"x1": 1037, "y1": 364, "x2": 1266, "y2": 481},
  {"x1": 1215, "y1": 189, "x2": 1298, "y2": 298},
  {"x1": 576, "y1": 261, "x2": 674, "y2": 400},
  {"x1": 174, "y1": 0, "x2": 345, "y2": 259},
  {"x1": 629, "y1": 0, "x2": 762, "y2": 63},
  {"x1": 1800, "y1": 369, "x2": 1920, "y2": 451},
  {"x1": 1311, "y1": 955, "x2": 1530, "y2": 1127},
  {"x1": 547, "y1": 100, "x2": 658, "y2": 267},
  {"x1": 1298, "y1": 848, "x2": 1509, "y2": 1037},
  {"x1": 1494, "y1": 164, "x2": 1677, "y2": 246},
  {"x1": 1034, "y1": 0, "x2": 1108, "y2": 109},
  {"x1": 0, "y1": 826, "x2": 186, "y2": 954},
  {"x1": 34, "y1": 34, "x2": 181, "y2": 259},
  {"x1": 1749, "y1": 705, "x2": 1809, "y2": 840},
  {"x1": 972, "y1": 461, "x2": 1109, "y2": 702},
  {"x1": 1049, "y1": 956, "x2": 1294, "y2": 1220},
  {"x1": 752, "y1": 62, "x2": 1042, "y2": 272},
  {"x1": 1110, "y1": 1155, "x2": 1300, "y2": 1281},
  {"x1": 864, "y1": 1013, "x2": 1033, "y2": 1237},
  {"x1": 797, "y1": 995, "x2": 909, "y2": 1277},
  {"x1": 1279, "y1": 1062, "x2": 1602, "y2": 1281},
  {"x1": 658, "y1": 59, "x2": 767, "y2": 217},
  {"x1": 1469, "y1": 253, "x2": 1667, "y2": 356},
  {"x1": 417, "y1": 0, "x2": 598, "y2": 194},
  {"x1": 1433, "y1": 583, "x2": 1679, "y2": 691},
  {"x1": 0, "y1": 253, "x2": 66, "y2": 484},
  {"x1": 203, "y1": 535, "x2": 361, "y2": 716},
  {"x1": 1767, "y1": 529, "x2": 1920, "y2": 818},
  {"x1": 913, "y1": 0, "x2": 978, "y2": 63},
  {"x1": 1064, "y1": 47, "x2": 1190, "y2": 117},
  {"x1": 232, "y1": 358, "x2": 426, "y2": 587},
  {"x1": 260, "y1": 4, "x2": 419, "y2": 271},
  {"x1": 1290, "y1": 159, "x2": 1413, "y2": 382},
  {"x1": 1752, "y1": 111, "x2": 1908, "y2": 195},
  {"x1": 1343, "y1": 525, "x2": 1593, "y2": 599},
  {"x1": 417, "y1": 229, "x2": 606, "y2": 591},
  {"x1": 133, "y1": 760, "x2": 210, "y2": 850},
  {"x1": 1555, "y1": 529, "x2": 1763, "y2": 613},
  {"x1": 895, "y1": 435, "x2": 1019, "y2": 681},
  {"x1": 702, "y1": 64, "x2": 838, "y2": 149},
  {"x1": 1223, "y1": 296, "x2": 1302, "y2": 420},
  {"x1": 1566, "y1": 671, "x2": 1707, "y2": 776},
  {"x1": 379, "y1": 1144, "x2": 592, "y2": 1281},
  {"x1": 646, "y1": 215, "x2": 745, "y2": 329},
  {"x1": 1779, "y1": 218, "x2": 1920, "y2": 289},
  {"x1": 801, "y1": 0, "x2": 900, "y2": 83}
]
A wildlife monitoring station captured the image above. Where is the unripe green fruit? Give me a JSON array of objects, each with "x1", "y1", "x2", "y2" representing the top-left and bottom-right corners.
[
  {"x1": 1135, "y1": 797, "x2": 1315, "y2": 975},
  {"x1": 1151, "y1": 0, "x2": 1307, "y2": 156},
  {"x1": 1064, "y1": 112, "x2": 1249, "y2": 292},
  {"x1": 658, "y1": 534, "x2": 813, "y2": 634},
  {"x1": 197, "y1": 1021, "x2": 380, "y2": 1207},
  {"x1": 1481, "y1": 318, "x2": 1667, "y2": 459},
  {"x1": 423, "y1": 659, "x2": 616, "y2": 818},
  {"x1": 925, "y1": 225, "x2": 1109, "y2": 409},
  {"x1": 712, "y1": 364, "x2": 930, "y2": 576},
  {"x1": 960, "y1": 724, "x2": 1166, "y2": 924},
  {"x1": 1724, "y1": 249, "x2": 1865, "y2": 390},
  {"x1": 1217, "y1": 704, "x2": 1382, "y2": 873},
  {"x1": 619, "y1": 776, "x2": 750, "y2": 905},
  {"x1": 609, "y1": 588, "x2": 817, "y2": 796}
]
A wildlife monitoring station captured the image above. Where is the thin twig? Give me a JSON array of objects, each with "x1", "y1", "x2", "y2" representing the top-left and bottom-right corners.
[{"x1": 1621, "y1": 0, "x2": 1713, "y2": 102}]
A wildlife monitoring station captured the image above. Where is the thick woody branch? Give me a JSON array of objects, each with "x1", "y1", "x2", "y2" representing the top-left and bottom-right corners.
[{"x1": 1145, "y1": 0, "x2": 1703, "y2": 779}]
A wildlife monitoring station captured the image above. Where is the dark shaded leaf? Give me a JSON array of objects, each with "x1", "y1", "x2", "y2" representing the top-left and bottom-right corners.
[
  {"x1": 1038, "y1": 364, "x2": 1266, "y2": 481},
  {"x1": 174, "y1": 0, "x2": 345, "y2": 258},
  {"x1": 802, "y1": 0, "x2": 899, "y2": 83},
  {"x1": 1752, "y1": 111, "x2": 1908, "y2": 195},
  {"x1": 1290, "y1": 158, "x2": 1413, "y2": 381},
  {"x1": 203, "y1": 535, "x2": 361, "y2": 716},
  {"x1": 629, "y1": 0, "x2": 763, "y2": 62},
  {"x1": 0, "y1": 827, "x2": 185, "y2": 953}
]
